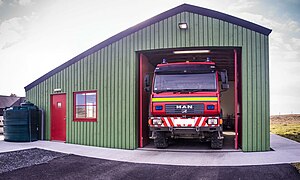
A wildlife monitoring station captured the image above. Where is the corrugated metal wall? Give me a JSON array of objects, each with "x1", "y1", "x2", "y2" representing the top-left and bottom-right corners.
[{"x1": 26, "y1": 12, "x2": 269, "y2": 151}]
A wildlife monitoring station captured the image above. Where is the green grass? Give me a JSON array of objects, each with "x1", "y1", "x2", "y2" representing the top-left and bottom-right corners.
[
  {"x1": 292, "y1": 163, "x2": 300, "y2": 174},
  {"x1": 270, "y1": 124, "x2": 300, "y2": 143},
  {"x1": 270, "y1": 115, "x2": 300, "y2": 173}
]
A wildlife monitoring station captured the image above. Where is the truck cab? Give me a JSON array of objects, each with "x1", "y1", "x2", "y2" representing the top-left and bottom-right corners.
[{"x1": 146, "y1": 60, "x2": 229, "y2": 148}]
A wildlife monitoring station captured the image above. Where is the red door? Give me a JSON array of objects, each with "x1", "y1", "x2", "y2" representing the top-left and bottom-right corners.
[
  {"x1": 51, "y1": 94, "x2": 66, "y2": 141},
  {"x1": 139, "y1": 54, "x2": 154, "y2": 147},
  {"x1": 234, "y1": 49, "x2": 240, "y2": 149}
]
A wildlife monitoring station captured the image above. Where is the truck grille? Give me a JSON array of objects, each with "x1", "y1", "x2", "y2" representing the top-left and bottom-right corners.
[{"x1": 165, "y1": 104, "x2": 204, "y2": 115}]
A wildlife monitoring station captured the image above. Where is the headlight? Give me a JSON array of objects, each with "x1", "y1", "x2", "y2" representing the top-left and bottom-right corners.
[
  {"x1": 207, "y1": 118, "x2": 218, "y2": 125},
  {"x1": 152, "y1": 119, "x2": 162, "y2": 125}
]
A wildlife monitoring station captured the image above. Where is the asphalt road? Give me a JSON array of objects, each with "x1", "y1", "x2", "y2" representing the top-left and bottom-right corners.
[{"x1": 0, "y1": 149, "x2": 299, "y2": 180}]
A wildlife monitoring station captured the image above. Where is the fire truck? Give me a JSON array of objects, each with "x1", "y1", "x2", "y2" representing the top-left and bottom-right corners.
[{"x1": 145, "y1": 59, "x2": 229, "y2": 149}]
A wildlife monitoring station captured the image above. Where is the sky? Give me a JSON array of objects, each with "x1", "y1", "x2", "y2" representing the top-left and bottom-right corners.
[{"x1": 0, "y1": 0, "x2": 299, "y2": 115}]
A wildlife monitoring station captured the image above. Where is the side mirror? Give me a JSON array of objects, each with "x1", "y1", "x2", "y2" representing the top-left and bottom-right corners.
[
  {"x1": 144, "y1": 74, "x2": 150, "y2": 92},
  {"x1": 220, "y1": 70, "x2": 229, "y2": 90}
]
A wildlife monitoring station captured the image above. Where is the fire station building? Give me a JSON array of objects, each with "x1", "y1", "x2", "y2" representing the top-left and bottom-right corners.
[{"x1": 25, "y1": 4, "x2": 271, "y2": 151}]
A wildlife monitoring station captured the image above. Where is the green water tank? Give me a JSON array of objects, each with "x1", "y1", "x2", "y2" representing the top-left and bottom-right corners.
[{"x1": 3, "y1": 102, "x2": 39, "y2": 142}]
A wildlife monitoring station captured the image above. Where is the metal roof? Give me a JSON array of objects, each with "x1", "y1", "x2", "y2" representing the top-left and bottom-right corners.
[
  {"x1": 0, "y1": 96, "x2": 25, "y2": 108},
  {"x1": 24, "y1": 3, "x2": 271, "y2": 91}
]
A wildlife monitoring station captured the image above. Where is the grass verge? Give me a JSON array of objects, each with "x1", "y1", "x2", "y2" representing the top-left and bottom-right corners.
[
  {"x1": 271, "y1": 115, "x2": 300, "y2": 173},
  {"x1": 270, "y1": 124, "x2": 300, "y2": 143}
]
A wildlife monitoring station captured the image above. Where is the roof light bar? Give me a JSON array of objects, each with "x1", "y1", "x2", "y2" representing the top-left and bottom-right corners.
[{"x1": 173, "y1": 50, "x2": 211, "y2": 54}]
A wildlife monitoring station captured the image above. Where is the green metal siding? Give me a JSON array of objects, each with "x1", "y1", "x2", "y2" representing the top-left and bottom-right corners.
[{"x1": 26, "y1": 12, "x2": 270, "y2": 151}]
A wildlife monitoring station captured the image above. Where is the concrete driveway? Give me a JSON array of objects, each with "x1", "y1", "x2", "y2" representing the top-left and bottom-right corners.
[
  {"x1": 0, "y1": 148, "x2": 299, "y2": 180},
  {"x1": 0, "y1": 134, "x2": 299, "y2": 166}
]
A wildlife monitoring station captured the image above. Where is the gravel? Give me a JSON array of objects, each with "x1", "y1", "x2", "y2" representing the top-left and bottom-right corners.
[{"x1": 0, "y1": 148, "x2": 66, "y2": 174}]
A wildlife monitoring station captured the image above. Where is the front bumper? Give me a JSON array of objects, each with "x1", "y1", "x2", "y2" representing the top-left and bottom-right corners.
[
  {"x1": 149, "y1": 116, "x2": 221, "y2": 128},
  {"x1": 150, "y1": 126, "x2": 222, "y2": 133}
]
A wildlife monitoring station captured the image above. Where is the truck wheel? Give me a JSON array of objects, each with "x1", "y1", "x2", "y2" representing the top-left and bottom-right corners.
[
  {"x1": 211, "y1": 132, "x2": 223, "y2": 149},
  {"x1": 154, "y1": 132, "x2": 168, "y2": 149}
]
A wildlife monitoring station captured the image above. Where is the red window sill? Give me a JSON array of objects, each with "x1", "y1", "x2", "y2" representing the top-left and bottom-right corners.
[{"x1": 73, "y1": 118, "x2": 97, "y2": 122}]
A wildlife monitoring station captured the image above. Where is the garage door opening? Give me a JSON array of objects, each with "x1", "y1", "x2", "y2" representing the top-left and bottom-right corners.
[{"x1": 138, "y1": 48, "x2": 242, "y2": 150}]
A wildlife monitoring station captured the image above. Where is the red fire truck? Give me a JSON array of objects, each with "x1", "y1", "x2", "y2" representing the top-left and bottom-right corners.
[{"x1": 145, "y1": 59, "x2": 229, "y2": 149}]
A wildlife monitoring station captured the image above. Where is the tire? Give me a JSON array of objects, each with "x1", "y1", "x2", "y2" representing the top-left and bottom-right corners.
[
  {"x1": 211, "y1": 132, "x2": 223, "y2": 149},
  {"x1": 154, "y1": 132, "x2": 168, "y2": 149}
]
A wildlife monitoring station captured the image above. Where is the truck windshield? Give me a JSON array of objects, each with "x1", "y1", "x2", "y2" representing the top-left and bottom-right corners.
[{"x1": 153, "y1": 73, "x2": 217, "y2": 92}]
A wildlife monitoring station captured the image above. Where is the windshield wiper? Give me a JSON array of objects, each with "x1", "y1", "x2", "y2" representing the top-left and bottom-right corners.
[
  {"x1": 189, "y1": 89, "x2": 215, "y2": 92},
  {"x1": 155, "y1": 89, "x2": 197, "y2": 93},
  {"x1": 154, "y1": 89, "x2": 188, "y2": 93},
  {"x1": 154, "y1": 89, "x2": 174, "y2": 93}
]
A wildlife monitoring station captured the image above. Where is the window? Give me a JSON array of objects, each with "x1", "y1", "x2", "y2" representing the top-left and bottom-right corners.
[{"x1": 73, "y1": 91, "x2": 97, "y2": 121}]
